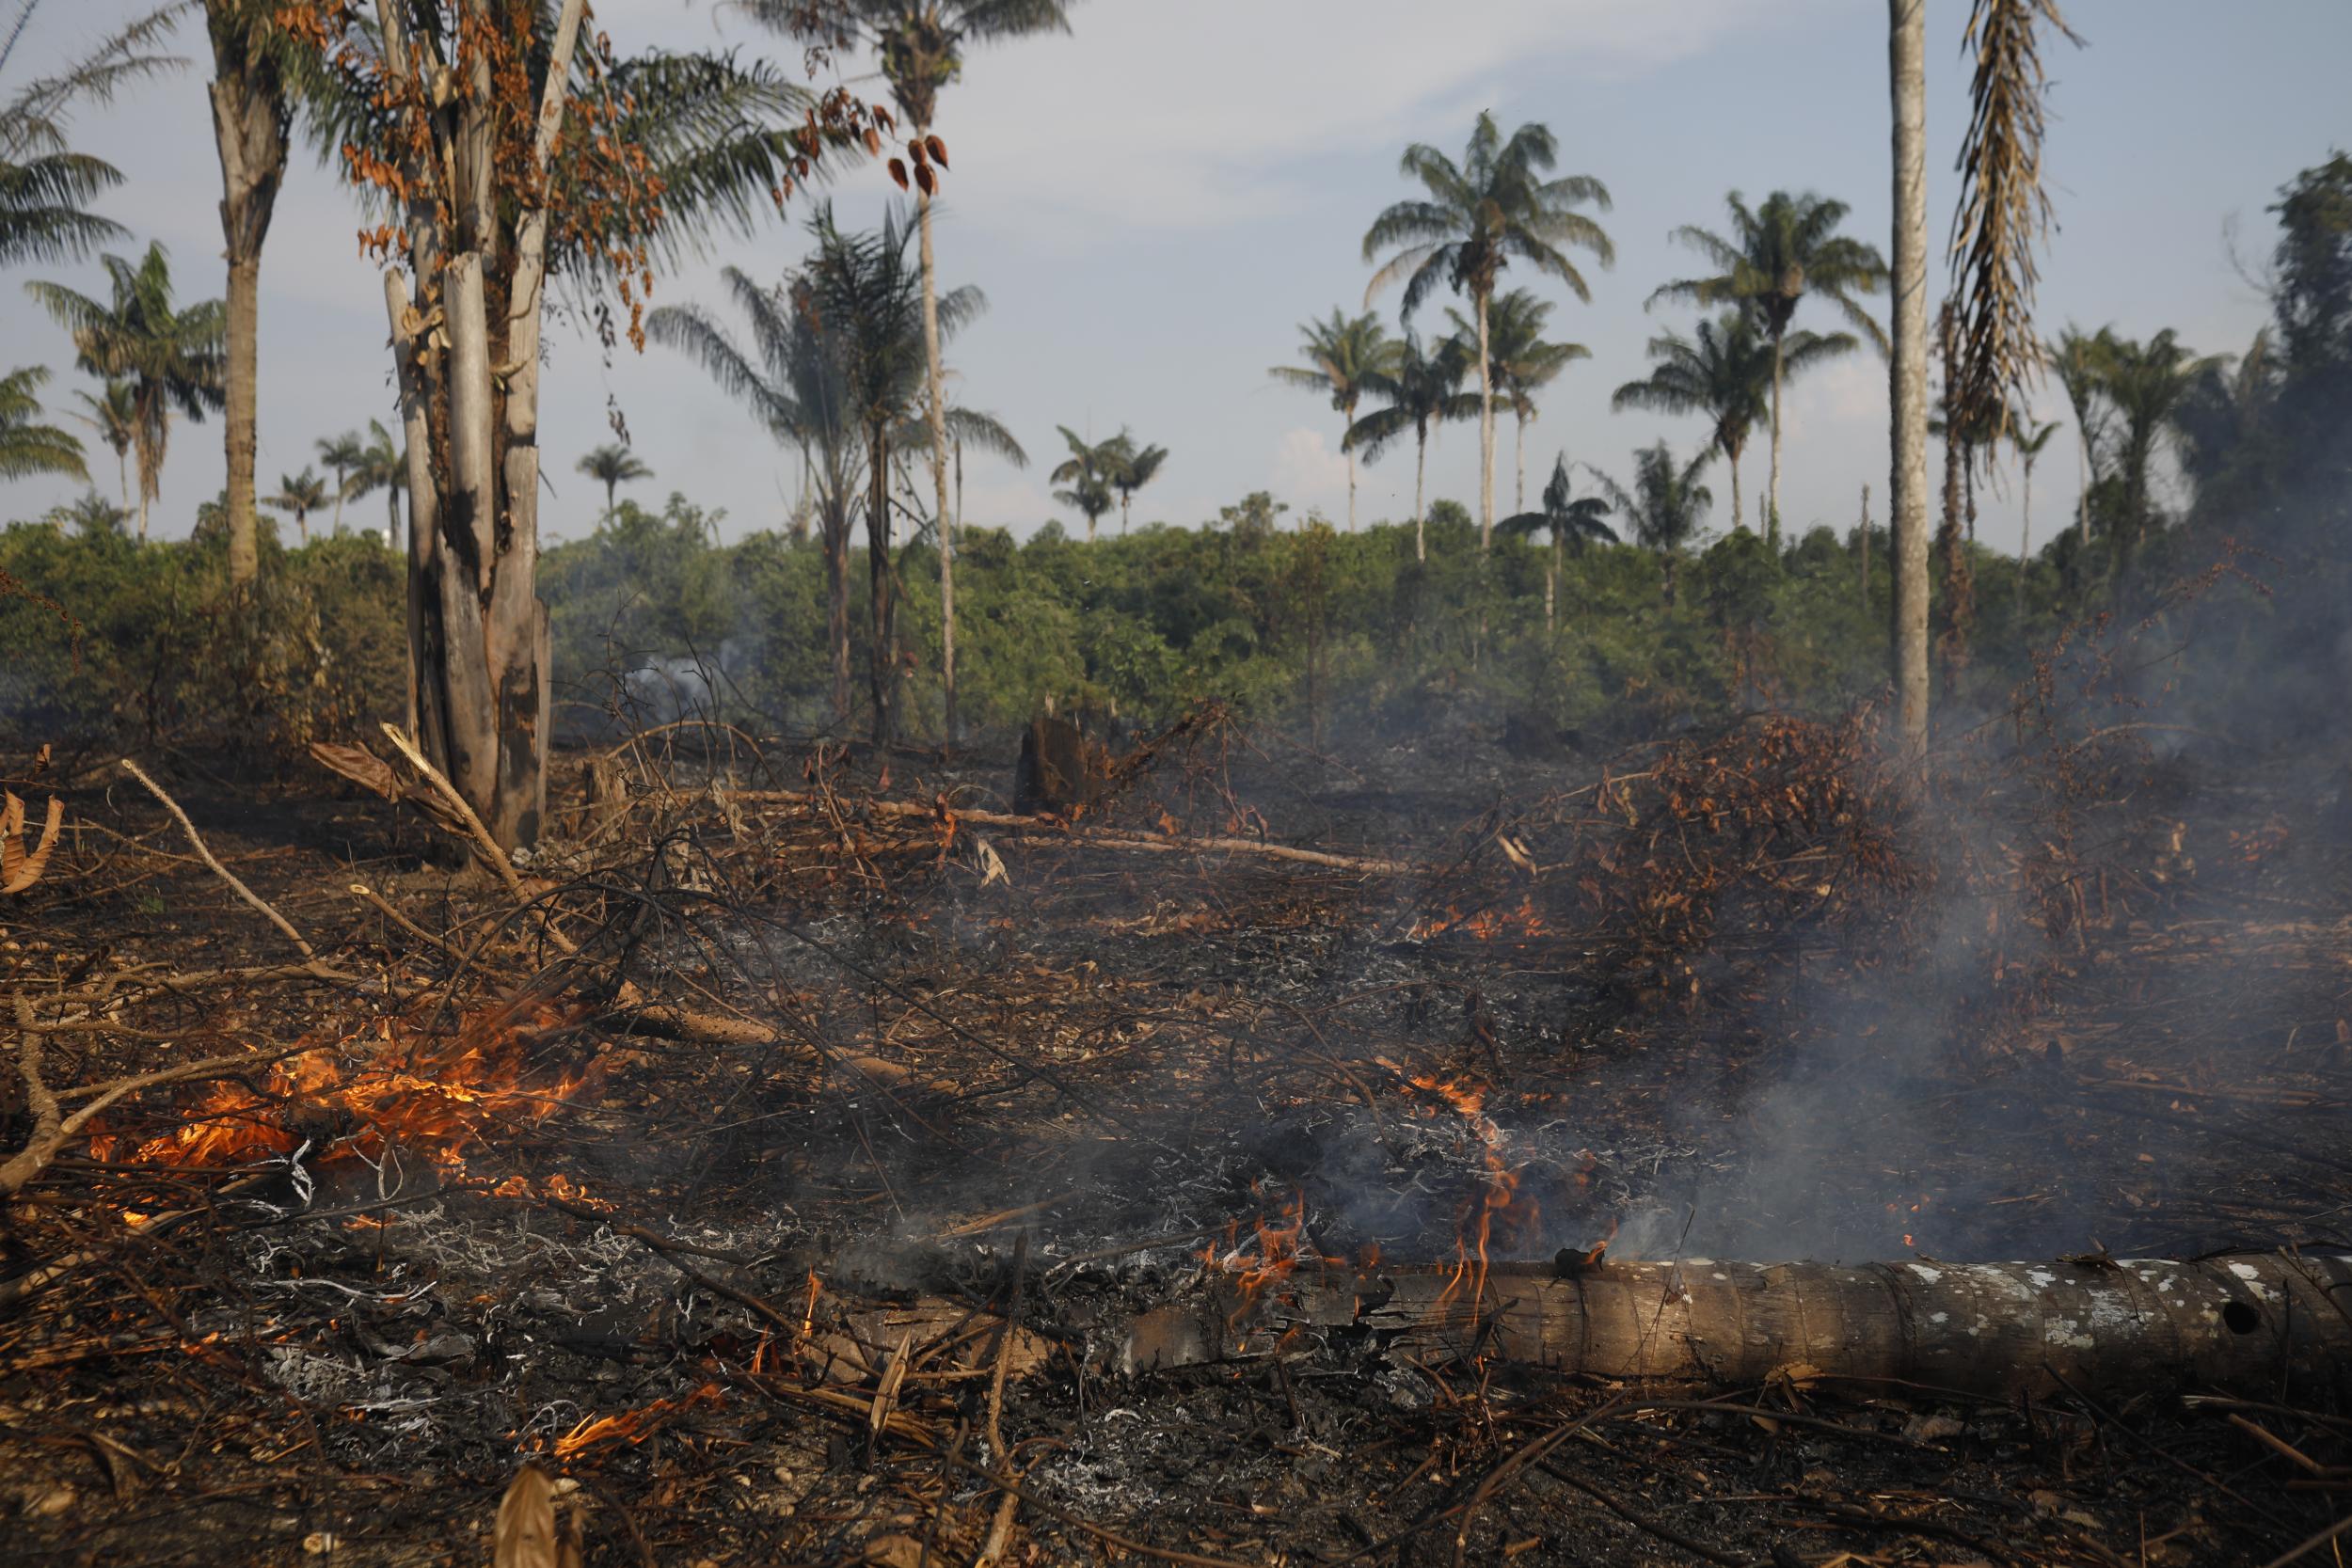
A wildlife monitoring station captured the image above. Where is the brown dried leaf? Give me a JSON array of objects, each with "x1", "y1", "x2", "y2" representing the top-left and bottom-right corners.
[
  {"x1": 310, "y1": 740, "x2": 402, "y2": 801},
  {"x1": 913, "y1": 163, "x2": 934, "y2": 197},
  {"x1": 924, "y1": 134, "x2": 947, "y2": 169},
  {"x1": 493, "y1": 1465, "x2": 558, "y2": 1568},
  {"x1": 863, "y1": 126, "x2": 881, "y2": 157},
  {"x1": 887, "y1": 157, "x2": 909, "y2": 190},
  {"x1": 0, "y1": 792, "x2": 62, "y2": 896}
]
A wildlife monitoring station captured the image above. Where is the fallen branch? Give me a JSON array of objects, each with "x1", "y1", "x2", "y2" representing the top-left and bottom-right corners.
[
  {"x1": 731, "y1": 788, "x2": 1420, "y2": 877},
  {"x1": 122, "y1": 760, "x2": 319, "y2": 964}
]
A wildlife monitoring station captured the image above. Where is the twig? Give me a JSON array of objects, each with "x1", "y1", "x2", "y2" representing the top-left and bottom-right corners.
[
  {"x1": 376, "y1": 723, "x2": 580, "y2": 956},
  {"x1": 975, "y1": 1230, "x2": 1030, "y2": 1567},
  {"x1": 120, "y1": 760, "x2": 317, "y2": 962},
  {"x1": 2256, "y1": 1512, "x2": 2352, "y2": 1568}
]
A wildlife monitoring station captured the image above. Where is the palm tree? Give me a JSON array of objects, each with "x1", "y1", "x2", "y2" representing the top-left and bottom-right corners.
[
  {"x1": 0, "y1": 8, "x2": 177, "y2": 268},
  {"x1": 1651, "y1": 190, "x2": 1888, "y2": 545},
  {"x1": 342, "y1": 418, "x2": 405, "y2": 545},
  {"x1": 751, "y1": 0, "x2": 1071, "y2": 742},
  {"x1": 1268, "y1": 308, "x2": 1399, "y2": 531},
  {"x1": 2044, "y1": 324, "x2": 2115, "y2": 552},
  {"x1": 1343, "y1": 330, "x2": 1480, "y2": 564},
  {"x1": 1500, "y1": 451, "x2": 1616, "y2": 629},
  {"x1": 25, "y1": 242, "x2": 225, "y2": 542},
  {"x1": 0, "y1": 364, "x2": 87, "y2": 481},
  {"x1": 1362, "y1": 111, "x2": 1613, "y2": 550},
  {"x1": 577, "y1": 444, "x2": 652, "y2": 521},
  {"x1": 804, "y1": 201, "x2": 1004, "y2": 743},
  {"x1": 1050, "y1": 426, "x2": 1120, "y2": 542},
  {"x1": 2174, "y1": 327, "x2": 2278, "y2": 500},
  {"x1": 1449, "y1": 288, "x2": 1589, "y2": 515},
  {"x1": 1611, "y1": 309, "x2": 1834, "y2": 535},
  {"x1": 316, "y1": 428, "x2": 367, "y2": 533},
  {"x1": 1104, "y1": 432, "x2": 1168, "y2": 534},
  {"x1": 2008, "y1": 416, "x2": 2059, "y2": 599},
  {"x1": 46, "y1": 489, "x2": 131, "y2": 537},
  {"x1": 262, "y1": 464, "x2": 328, "y2": 544},
  {"x1": 1889, "y1": 0, "x2": 1931, "y2": 752},
  {"x1": 2099, "y1": 329, "x2": 2212, "y2": 578},
  {"x1": 71, "y1": 375, "x2": 135, "y2": 506},
  {"x1": 651, "y1": 264, "x2": 863, "y2": 721},
  {"x1": 1585, "y1": 441, "x2": 1713, "y2": 605}
]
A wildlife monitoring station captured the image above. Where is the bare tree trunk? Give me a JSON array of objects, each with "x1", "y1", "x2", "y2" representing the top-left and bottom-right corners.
[
  {"x1": 1344, "y1": 404, "x2": 1358, "y2": 532},
  {"x1": 204, "y1": 2, "x2": 288, "y2": 589},
  {"x1": 1888, "y1": 0, "x2": 1932, "y2": 754},
  {"x1": 1728, "y1": 447, "x2": 1744, "y2": 534},
  {"x1": 1767, "y1": 329, "x2": 1786, "y2": 546},
  {"x1": 1475, "y1": 289, "x2": 1495, "y2": 551},
  {"x1": 2075, "y1": 424, "x2": 2090, "y2": 550},
  {"x1": 2018, "y1": 457, "x2": 2032, "y2": 609},
  {"x1": 916, "y1": 182, "x2": 957, "y2": 746},
  {"x1": 1546, "y1": 525, "x2": 1559, "y2": 633},
  {"x1": 1513, "y1": 405, "x2": 1526, "y2": 517},
  {"x1": 1126, "y1": 1254, "x2": 2352, "y2": 1402}
]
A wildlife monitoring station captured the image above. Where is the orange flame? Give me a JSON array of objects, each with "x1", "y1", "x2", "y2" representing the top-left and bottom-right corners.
[
  {"x1": 87, "y1": 1000, "x2": 602, "y2": 1180},
  {"x1": 552, "y1": 1383, "x2": 723, "y2": 1460},
  {"x1": 1407, "y1": 895, "x2": 1553, "y2": 942},
  {"x1": 1402, "y1": 1070, "x2": 1541, "y2": 1327}
]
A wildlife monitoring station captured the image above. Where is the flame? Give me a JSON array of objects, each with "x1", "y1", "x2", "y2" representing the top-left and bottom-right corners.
[
  {"x1": 1407, "y1": 895, "x2": 1553, "y2": 942},
  {"x1": 1402, "y1": 1070, "x2": 1541, "y2": 1326},
  {"x1": 88, "y1": 999, "x2": 602, "y2": 1179},
  {"x1": 1204, "y1": 1186, "x2": 1311, "y2": 1323},
  {"x1": 552, "y1": 1384, "x2": 723, "y2": 1460}
]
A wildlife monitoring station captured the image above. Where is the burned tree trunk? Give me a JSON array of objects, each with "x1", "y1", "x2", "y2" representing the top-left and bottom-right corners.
[{"x1": 1127, "y1": 1254, "x2": 2352, "y2": 1401}]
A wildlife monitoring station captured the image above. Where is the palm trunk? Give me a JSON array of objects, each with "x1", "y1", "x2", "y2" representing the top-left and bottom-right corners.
[
  {"x1": 824, "y1": 503, "x2": 851, "y2": 722},
  {"x1": 1343, "y1": 399, "x2": 1358, "y2": 531},
  {"x1": 1514, "y1": 404, "x2": 1527, "y2": 517},
  {"x1": 867, "y1": 429, "x2": 897, "y2": 745},
  {"x1": 1728, "y1": 446, "x2": 1744, "y2": 534},
  {"x1": 1767, "y1": 327, "x2": 1786, "y2": 546},
  {"x1": 1546, "y1": 525, "x2": 1559, "y2": 633},
  {"x1": 2074, "y1": 426, "x2": 2090, "y2": 551},
  {"x1": 330, "y1": 467, "x2": 344, "y2": 533},
  {"x1": 295, "y1": 507, "x2": 309, "y2": 546},
  {"x1": 1887, "y1": 0, "x2": 1932, "y2": 754},
  {"x1": 1475, "y1": 289, "x2": 1495, "y2": 551},
  {"x1": 386, "y1": 482, "x2": 399, "y2": 547},
  {"x1": 915, "y1": 180, "x2": 957, "y2": 745},
  {"x1": 1858, "y1": 482, "x2": 1871, "y2": 608},
  {"x1": 1413, "y1": 426, "x2": 1427, "y2": 565},
  {"x1": 116, "y1": 450, "x2": 128, "y2": 510},
  {"x1": 204, "y1": 6, "x2": 288, "y2": 589},
  {"x1": 2017, "y1": 459, "x2": 2032, "y2": 609}
]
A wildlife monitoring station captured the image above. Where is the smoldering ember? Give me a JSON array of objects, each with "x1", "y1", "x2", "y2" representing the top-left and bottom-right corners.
[{"x1": 4, "y1": 5, "x2": 2351, "y2": 1568}]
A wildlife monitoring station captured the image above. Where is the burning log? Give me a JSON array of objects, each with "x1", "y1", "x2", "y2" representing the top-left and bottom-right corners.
[{"x1": 1122, "y1": 1253, "x2": 2352, "y2": 1400}]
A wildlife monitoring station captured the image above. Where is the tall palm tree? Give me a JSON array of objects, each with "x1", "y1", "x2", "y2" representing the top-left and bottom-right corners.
[
  {"x1": 1889, "y1": 0, "x2": 1931, "y2": 752},
  {"x1": 25, "y1": 242, "x2": 225, "y2": 542},
  {"x1": 2008, "y1": 416, "x2": 2059, "y2": 598},
  {"x1": 577, "y1": 444, "x2": 652, "y2": 520},
  {"x1": 1584, "y1": 441, "x2": 1712, "y2": 606},
  {"x1": 315, "y1": 428, "x2": 366, "y2": 533},
  {"x1": 650, "y1": 264, "x2": 863, "y2": 721},
  {"x1": 1103, "y1": 432, "x2": 1168, "y2": 534},
  {"x1": 1343, "y1": 329, "x2": 1480, "y2": 564},
  {"x1": 0, "y1": 363, "x2": 86, "y2": 481},
  {"x1": 804, "y1": 201, "x2": 1004, "y2": 743},
  {"x1": 262, "y1": 464, "x2": 327, "y2": 544},
  {"x1": 752, "y1": 0, "x2": 1071, "y2": 744},
  {"x1": 1449, "y1": 288, "x2": 1589, "y2": 515},
  {"x1": 72, "y1": 375, "x2": 135, "y2": 506},
  {"x1": 0, "y1": 6, "x2": 177, "y2": 268},
  {"x1": 1268, "y1": 308, "x2": 1398, "y2": 531},
  {"x1": 342, "y1": 417, "x2": 405, "y2": 545},
  {"x1": 1651, "y1": 190, "x2": 1888, "y2": 545},
  {"x1": 1050, "y1": 427, "x2": 1118, "y2": 541},
  {"x1": 2044, "y1": 324, "x2": 2115, "y2": 552},
  {"x1": 1611, "y1": 309, "x2": 1838, "y2": 535},
  {"x1": 2099, "y1": 328, "x2": 2212, "y2": 578},
  {"x1": 1500, "y1": 451, "x2": 1616, "y2": 629},
  {"x1": 2174, "y1": 326, "x2": 2278, "y2": 499},
  {"x1": 1362, "y1": 111, "x2": 1613, "y2": 551}
]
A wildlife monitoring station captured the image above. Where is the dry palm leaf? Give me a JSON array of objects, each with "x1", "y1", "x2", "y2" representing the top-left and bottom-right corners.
[{"x1": 1, "y1": 791, "x2": 63, "y2": 895}]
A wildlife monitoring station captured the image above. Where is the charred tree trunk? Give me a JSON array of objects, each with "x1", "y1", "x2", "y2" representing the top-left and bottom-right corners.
[
  {"x1": 1887, "y1": 0, "x2": 1931, "y2": 753},
  {"x1": 204, "y1": 2, "x2": 290, "y2": 588},
  {"x1": 1128, "y1": 1254, "x2": 2352, "y2": 1401}
]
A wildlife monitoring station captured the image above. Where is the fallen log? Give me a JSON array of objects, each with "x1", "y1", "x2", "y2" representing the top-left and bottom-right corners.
[{"x1": 1121, "y1": 1254, "x2": 2352, "y2": 1400}]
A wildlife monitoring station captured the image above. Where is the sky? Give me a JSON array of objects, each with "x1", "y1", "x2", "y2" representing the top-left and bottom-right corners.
[{"x1": 4, "y1": 0, "x2": 2346, "y2": 558}]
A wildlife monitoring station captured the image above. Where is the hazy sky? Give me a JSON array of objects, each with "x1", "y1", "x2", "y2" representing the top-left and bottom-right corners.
[{"x1": 5, "y1": 1, "x2": 2345, "y2": 556}]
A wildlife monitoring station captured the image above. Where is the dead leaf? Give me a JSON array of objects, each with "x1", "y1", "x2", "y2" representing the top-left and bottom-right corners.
[
  {"x1": 887, "y1": 157, "x2": 908, "y2": 190},
  {"x1": 0, "y1": 791, "x2": 63, "y2": 895},
  {"x1": 975, "y1": 836, "x2": 1009, "y2": 889},
  {"x1": 494, "y1": 1465, "x2": 558, "y2": 1568},
  {"x1": 310, "y1": 740, "x2": 401, "y2": 800},
  {"x1": 925, "y1": 134, "x2": 947, "y2": 169}
]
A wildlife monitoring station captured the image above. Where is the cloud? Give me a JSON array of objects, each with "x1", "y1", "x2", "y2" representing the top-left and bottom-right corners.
[{"x1": 1271, "y1": 427, "x2": 1350, "y2": 511}]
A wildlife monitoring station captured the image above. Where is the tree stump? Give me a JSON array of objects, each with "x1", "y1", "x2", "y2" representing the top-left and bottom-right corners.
[{"x1": 1014, "y1": 717, "x2": 1100, "y2": 816}]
